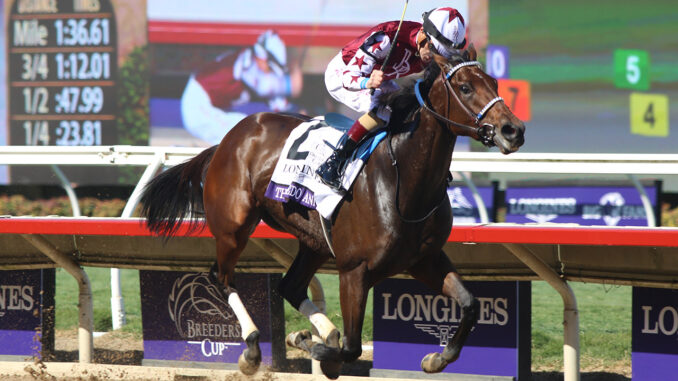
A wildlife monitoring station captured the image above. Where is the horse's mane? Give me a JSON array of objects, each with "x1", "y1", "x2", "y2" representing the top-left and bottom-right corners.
[{"x1": 381, "y1": 50, "x2": 470, "y2": 132}]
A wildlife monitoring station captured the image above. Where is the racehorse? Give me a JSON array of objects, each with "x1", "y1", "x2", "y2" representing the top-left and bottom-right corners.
[{"x1": 140, "y1": 45, "x2": 525, "y2": 379}]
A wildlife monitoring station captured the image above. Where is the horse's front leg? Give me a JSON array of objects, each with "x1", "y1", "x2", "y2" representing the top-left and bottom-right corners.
[
  {"x1": 277, "y1": 244, "x2": 342, "y2": 375},
  {"x1": 311, "y1": 262, "x2": 370, "y2": 378},
  {"x1": 409, "y1": 251, "x2": 479, "y2": 373}
]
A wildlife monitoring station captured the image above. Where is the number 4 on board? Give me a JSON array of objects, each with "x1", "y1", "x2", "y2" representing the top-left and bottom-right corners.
[{"x1": 630, "y1": 93, "x2": 669, "y2": 137}]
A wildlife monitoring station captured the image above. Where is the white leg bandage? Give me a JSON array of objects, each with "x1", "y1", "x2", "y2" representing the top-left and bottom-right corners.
[
  {"x1": 228, "y1": 292, "x2": 258, "y2": 340},
  {"x1": 299, "y1": 299, "x2": 337, "y2": 341}
]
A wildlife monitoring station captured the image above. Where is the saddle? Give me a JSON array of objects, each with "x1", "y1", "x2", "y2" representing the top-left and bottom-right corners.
[{"x1": 323, "y1": 113, "x2": 388, "y2": 168}]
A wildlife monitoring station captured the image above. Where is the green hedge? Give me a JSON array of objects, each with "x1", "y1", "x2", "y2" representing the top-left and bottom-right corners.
[{"x1": 662, "y1": 203, "x2": 678, "y2": 227}]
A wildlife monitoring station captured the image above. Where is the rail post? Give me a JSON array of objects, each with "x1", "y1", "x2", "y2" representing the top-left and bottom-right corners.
[
  {"x1": 503, "y1": 242, "x2": 580, "y2": 381},
  {"x1": 21, "y1": 234, "x2": 94, "y2": 363}
]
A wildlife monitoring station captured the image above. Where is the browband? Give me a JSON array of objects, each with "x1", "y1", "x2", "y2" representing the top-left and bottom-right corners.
[{"x1": 445, "y1": 61, "x2": 482, "y2": 79}]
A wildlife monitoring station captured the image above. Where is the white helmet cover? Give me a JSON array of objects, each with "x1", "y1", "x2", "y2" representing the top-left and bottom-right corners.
[
  {"x1": 422, "y1": 7, "x2": 466, "y2": 58},
  {"x1": 253, "y1": 30, "x2": 287, "y2": 69}
]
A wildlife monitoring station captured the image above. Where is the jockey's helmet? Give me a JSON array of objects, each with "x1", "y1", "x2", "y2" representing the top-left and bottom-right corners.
[
  {"x1": 421, "y1": 7, "x2": 467, "y2": 58},
  {"x1": 253, "y1": 30, "x2": 287, "y2": 73}
]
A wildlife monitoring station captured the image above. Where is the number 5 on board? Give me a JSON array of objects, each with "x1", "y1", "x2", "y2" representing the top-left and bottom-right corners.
[
  {"x1": 614, "y1": 49, "x2": 650, "y2": 91},
  {"x1": 630, "y1": 93, "x2": 669, "y2": 137}
]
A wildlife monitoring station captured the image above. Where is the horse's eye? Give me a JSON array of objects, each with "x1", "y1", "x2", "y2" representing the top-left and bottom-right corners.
[{"x1": 460, "y1": 84, "x2": 472, "y2": 94}]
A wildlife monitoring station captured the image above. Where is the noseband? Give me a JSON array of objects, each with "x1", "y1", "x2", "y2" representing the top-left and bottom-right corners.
[{"x1": 414, "y1": 60, "x2": 504, "y2": 147}]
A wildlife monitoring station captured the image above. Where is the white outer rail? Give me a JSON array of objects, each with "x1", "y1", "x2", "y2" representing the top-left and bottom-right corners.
[
  {"x1": 451, "y1": 152, "x2": 678, "y2": 174},
  {"x1": 3, "y1": 146, "x2": 678, "y2": 173},
  {"x1": 3, "y1": 146, "x2": 678, "y2": 378}
]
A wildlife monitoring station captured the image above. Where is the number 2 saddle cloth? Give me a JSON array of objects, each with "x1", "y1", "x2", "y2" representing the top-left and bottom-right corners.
[{"x1": 264, "y1": 113, "x2": 386, "y2": 220}]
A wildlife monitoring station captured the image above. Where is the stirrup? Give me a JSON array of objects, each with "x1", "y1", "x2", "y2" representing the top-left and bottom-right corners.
[
  {"x1": 317, "y1": 158, "x2": 343, "y2": 190},
  {"x1": 316, "y1": 134, "x2": 355, "y2": 191},
  {"x1": 318, "y1": 175, "x2": 343, "y2": 191}
]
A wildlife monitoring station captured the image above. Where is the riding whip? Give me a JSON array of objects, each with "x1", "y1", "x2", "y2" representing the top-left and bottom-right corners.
[{"x1": 371, "y1": 0, "x2": 409, "y2": 95}]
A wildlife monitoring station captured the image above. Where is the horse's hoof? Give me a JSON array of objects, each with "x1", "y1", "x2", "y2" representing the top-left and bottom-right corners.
[
  {"x1": 320, "y1": 359, "x2": 342, "y2": 379},
  {"x1": 286, "y1": 329, "x2": 312, "y2": 349},
  {"x1": 311, "y1": 342, "x2": 341, "y2": 362},
  {"x1": 238, "y1": 351, "x2": 260, "y2": 375},
  {"x1": 421, "y1": 352, "x2": 447, "y2": 373},
  {"x1": 238, "y1": 331, "x2": 261, "y2": 375}
]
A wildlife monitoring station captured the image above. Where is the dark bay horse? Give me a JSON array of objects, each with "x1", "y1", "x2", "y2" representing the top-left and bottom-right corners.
[{"x1": 140, "y1": 46, "x2": 525, "y2": 378}]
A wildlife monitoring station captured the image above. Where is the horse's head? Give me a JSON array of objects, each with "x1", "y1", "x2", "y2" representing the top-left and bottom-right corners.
[{"x1": 420, "y1": 45, "x2": 525, "y2": 154}]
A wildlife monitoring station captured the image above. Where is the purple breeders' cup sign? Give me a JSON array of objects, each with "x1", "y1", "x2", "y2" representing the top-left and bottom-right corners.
[
  {"x1": 486, "y1": 45, "x2": 510, "y2": 79},
  {"x1": 447, "y1": 183, "x2": 496, "y2": 223},
  {"x1": 372, "y1": 279, "x2": 530, "y2": 379},
  {"x1": 140, "y1": 271, "x2": 284, "y2": 368},
  {"x1": 0, "y1": 269, "x2": 55, "y2": 360},
  {"x1": 632, "y1": 287, "x2": 678, "y2": 381},
  {"x1": 505, "y1": 182, "x2": 660, "y2": 226}
]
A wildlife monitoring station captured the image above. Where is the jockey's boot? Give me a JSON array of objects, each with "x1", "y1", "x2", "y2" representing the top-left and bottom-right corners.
[{"x1": 316, "y1": 133, "x2": 358, "y2": 191}]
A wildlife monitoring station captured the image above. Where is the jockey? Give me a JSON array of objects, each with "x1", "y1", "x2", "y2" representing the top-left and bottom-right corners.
[
  {"x1": 317, "y1": 7, "x2": 467, "y2": 190},
  {"x1": 181, "y1": 30, "x2": 303, "y2": 144}
]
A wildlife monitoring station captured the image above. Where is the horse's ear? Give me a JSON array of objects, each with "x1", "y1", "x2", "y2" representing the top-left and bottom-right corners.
[{"x1": 467, "y1": 44, "x2": 477, "y2": 60}]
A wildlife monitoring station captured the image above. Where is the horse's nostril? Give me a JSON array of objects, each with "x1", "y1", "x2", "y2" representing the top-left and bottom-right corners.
[{"x1": 501, "y1": 124, "x2": 518, "y2": 140}]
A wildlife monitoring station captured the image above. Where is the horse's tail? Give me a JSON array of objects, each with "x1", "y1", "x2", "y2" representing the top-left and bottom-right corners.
[{"x1": 140, "y1": 146, "x2": 218, "y2": 237}]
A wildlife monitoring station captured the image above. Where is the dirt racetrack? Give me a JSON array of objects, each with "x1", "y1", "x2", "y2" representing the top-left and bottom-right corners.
[
  {"x1": 0, "y1": 330, "x2": 632, "y2": 380},
  {"x1": 0, "y1": 361, "x2": 414, "y2": 381},
  {"x1": 0, "y1": 330, "x2": 380, "y2": 381}
]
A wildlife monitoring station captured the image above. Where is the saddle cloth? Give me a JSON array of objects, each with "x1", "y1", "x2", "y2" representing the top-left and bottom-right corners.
[{"x1": 264, "y1": 115, "x2": 386, "y2": 219}]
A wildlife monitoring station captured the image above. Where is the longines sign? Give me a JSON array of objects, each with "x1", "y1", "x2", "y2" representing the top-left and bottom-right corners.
[
  {"x1": 505, "y1": 181, "x2": 660, "y2": 226},
  {"x1": 140, "y1": 271, "x2": 284, "y2": 367},
  {"x1": 372, "y1": 279, "x2": 530, "y2": 379},
  {"x1": 0, "y1": 269, "x2": 55, "y2": 360},
  {"x1": 632, "y1": 287, "x2": 678, "y2": 380}
]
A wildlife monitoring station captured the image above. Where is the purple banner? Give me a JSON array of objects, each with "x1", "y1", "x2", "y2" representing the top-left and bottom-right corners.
[
  {"x1": 447, "y1": 183, "x2": 496, "y2": 223},
  {"x1": 632, "y1": 287, "x2": 678, "y2": 380},
  {"x1": 140, "y1": 271, "x2": 282, "y2": 365},
  {"x1": 373, "y1": 279, "x2": 530, "y2": 378},
  {"x1": 265, "y1": 181, "x2": 316, "y2": 209},
  {"x1": 0, "y1": 269, "x2": 55, "y2": 358},
  {"x1": 505, "y1": 183, "x2": 659, "y2": 226}
]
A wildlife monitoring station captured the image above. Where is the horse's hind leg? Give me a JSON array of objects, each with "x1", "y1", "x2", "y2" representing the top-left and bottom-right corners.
[
  {"x1": 408, "y1": 251, "x2": 479, "y2": 373},
  {"x1": 208, "y1": 228, "x2": 264, "y2": 375}
]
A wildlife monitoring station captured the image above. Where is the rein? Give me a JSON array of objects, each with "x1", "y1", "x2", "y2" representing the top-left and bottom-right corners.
[
  {"x1": 386, "y1": 130, "x2": 449, "y2": 224},
  {"x1": 414, "y1": 60, "x2": 504, "y2": 147},
  {"x1": 388, "y1": 60, "x2": 504, "y2": 223}
]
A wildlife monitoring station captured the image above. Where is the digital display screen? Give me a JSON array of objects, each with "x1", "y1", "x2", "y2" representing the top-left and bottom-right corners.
[{"x1": 8, "y1": 0, "x2": 117, "y2": 146}]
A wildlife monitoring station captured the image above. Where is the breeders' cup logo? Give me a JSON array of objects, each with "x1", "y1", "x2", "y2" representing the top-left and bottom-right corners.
[
  {"x1": 381, "y1": 293, "x2": 508, "y2": 346},
  {"x1": 187, "y1": 337, "x2": 241, "y2": 358},
  {"x1": 167, "y1": 273, "x2": 240, "y2": 340},
  {"x1": 0, "y1": 284, "x2": 34, "y2": 318}
]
